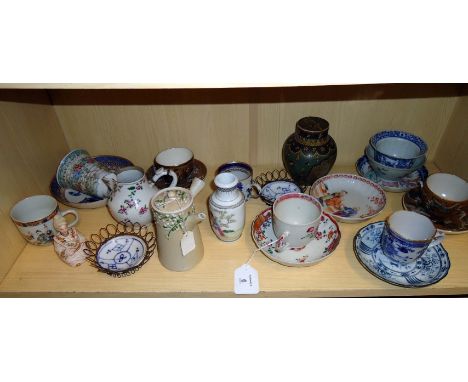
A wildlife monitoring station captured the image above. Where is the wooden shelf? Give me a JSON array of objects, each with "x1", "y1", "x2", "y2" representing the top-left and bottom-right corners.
[{"x1": 1, "y1": 164, "x2": 467, "y2": 297}]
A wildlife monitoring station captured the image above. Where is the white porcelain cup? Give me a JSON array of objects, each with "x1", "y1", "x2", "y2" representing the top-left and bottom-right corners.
[
  {"x1": 380, "y1": 210, "x2": 445, "y2": 265},
  {"x1": 10, "y1": 195, "x2": 79, "y2": 245},
  {"x1": 272, "y1": 193, "x2": 322, "y2": 252}
]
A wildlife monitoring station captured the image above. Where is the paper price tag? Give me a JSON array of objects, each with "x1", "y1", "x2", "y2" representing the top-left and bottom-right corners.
[
  {"x1": 180, "y1": 231, "x2": 196, "y2": 256},
  {"x1": 234, "y1": 264, "x2": 259, "y2": 295}
]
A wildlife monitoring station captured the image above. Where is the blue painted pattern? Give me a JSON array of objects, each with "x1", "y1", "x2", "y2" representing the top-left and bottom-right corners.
[
  {"x1": 354, "y1": 222, "x2": 450, "y2": 288},
  {"x1": 370, "y1": 131, "x2": 427, "y2": 169}
]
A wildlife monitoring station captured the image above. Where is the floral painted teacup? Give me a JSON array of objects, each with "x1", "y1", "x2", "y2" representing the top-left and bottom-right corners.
[
  {"x1": 272, "y1": 193, "x2": 322, "y2": 252},
  {"x1": 10, "y1": 195, "x2": 79, "y2": 245},
  {"x1": 56, "y1": 149, "x2": 117, "y2": 198},
  {"x1": 380, "y1": 210, "x2": 444, "y2": 265}
]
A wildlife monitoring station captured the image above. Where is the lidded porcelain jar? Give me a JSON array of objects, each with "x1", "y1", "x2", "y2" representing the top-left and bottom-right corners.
[
  {"x1": 209, "y1": 173, "x2": 246, "y2": 242},
  {"x1": 282, "y1": 116, "x2": 337, "y2": 186},
  {"x1": 107, "y1": 166, "x2": 157, "y2": 226}
]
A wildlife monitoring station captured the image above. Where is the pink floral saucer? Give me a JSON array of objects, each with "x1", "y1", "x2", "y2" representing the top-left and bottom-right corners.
[{"x1": 251, "y1": 208, "x2": 341, "y2": 267}]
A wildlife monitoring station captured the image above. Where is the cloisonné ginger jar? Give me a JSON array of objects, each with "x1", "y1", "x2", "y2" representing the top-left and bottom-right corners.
[{"x1": 282, "y1": 116, "x2": 337, "y2": 186}]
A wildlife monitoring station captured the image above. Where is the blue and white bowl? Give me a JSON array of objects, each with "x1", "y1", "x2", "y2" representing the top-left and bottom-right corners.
[
  {"x1": 369, "y1": 130, "x2": 428, "y2": 169},
  {"x1": 365, "y1": 145, "x2": 425, "y2": 180}
]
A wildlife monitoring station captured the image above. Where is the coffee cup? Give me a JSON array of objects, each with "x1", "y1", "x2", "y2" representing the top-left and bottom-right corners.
[
  {"x1": 380, "y1": 210, "x2": 444, "y2": 265},
  {"x1": 56, "y1": 149, "x2": 117, "y2": 198},
  {"x1": 153, "y1": 147, "x2": 195, "y2": 187},
  {"x1": 421, "y1": 173, "x2": 468, "y2": 225},
  {"x1": 272, "y1": 193, "x2": 322, "y2": 252},
  {"x1": 216, "y1": 161, "x2": 253, "y2": 201},
  {"x1": 10, "y1": 195, "x2": 79, "y2": 245}
]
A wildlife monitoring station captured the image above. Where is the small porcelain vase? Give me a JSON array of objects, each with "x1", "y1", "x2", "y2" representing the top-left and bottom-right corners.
[
  {"x1": 150, "y1": 179, "x2": 206, "y2": 272},
  {"x1": 53, "y1": 215, "x2": 87, "y2": 267},
  {"x1": 108, "y1": 166, "x2": 173, "y2": 226},
  {"x1": 209, "y1": 173, "x2": 246, "y2": 242}
]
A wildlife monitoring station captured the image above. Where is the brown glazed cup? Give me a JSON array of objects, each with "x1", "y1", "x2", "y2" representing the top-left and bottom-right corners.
[
  {"x1": 153, "y1": 147, "x2": 194, "y2": 187},
  {"x1": 421, "y1": 173, "x2": 468, "y2": 229}
]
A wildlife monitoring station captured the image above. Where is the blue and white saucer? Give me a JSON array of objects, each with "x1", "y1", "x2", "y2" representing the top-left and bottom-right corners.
[
  {"x1": 356, "y1": 155, "x2": 428, "y2": 193},
  {"x1": 97, "y1": 235, "x2": 146, "y2": 272},
  {"x1": 50, "y1": 155, "x2": 133, "y2": 208},
  {"x1": 354, "y1": 221, "x2": 450, "y2": 288}
]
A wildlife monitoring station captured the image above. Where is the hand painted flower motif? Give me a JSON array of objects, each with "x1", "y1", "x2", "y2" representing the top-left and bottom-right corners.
[{"x1": 139, "y1": 206, "x2": 148, "y2": 215}]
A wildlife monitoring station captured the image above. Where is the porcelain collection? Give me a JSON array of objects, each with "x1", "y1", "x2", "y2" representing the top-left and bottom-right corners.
[{"x1": 9, "y1": 122, "x2": 465, "y2": 289}]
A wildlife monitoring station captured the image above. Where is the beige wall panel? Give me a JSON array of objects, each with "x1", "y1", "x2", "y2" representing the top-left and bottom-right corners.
[
  {"x1": 434, "y1": 96, "x2": 468, "y2": 179},
  {"x1": 54, "y1": 104, "x2": 250, "y2": 169},
  {"x1": 255, "y1": 97, "x2": 457, "y2": 167},
  {"x1": 0, "y1": 93, "x2": 69, "y2": 280}
]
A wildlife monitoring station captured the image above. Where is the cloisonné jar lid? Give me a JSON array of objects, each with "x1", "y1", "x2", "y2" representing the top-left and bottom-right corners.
[{"x1": 295, "y1": 116, "x2": 330, "y2": 141}]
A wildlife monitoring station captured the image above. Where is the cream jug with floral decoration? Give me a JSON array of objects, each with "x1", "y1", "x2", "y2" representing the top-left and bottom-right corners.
[
  {"x1": 150, "y1": 178, "x2": 206, "y2": 271},
  {"x1": 108, "y1": 166, "x2": 177, "y2": 226}
]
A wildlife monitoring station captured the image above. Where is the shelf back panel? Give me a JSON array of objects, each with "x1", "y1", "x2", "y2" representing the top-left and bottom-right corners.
[
  {"x1": 51, "y1": 91, "x2": 457, "y2": 169},
  {"x1": 434, "y1": 96, "x2": 468, "y2": 179}
]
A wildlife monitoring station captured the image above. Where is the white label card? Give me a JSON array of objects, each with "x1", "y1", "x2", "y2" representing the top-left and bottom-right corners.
[
  {"x1": 180, "y1": 231, "x2": 196, "y2": 256},
  {"x1": 234, "y1": 264, "x2": 260, "y2": 295}
]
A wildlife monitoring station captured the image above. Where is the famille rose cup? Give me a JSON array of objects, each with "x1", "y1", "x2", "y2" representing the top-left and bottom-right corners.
[
  {"x1": 10, "y1": 195, "x2": 79, "y2": 245},
  {"x1": 272, "y1": 193, "x2": 322, "y2": 252},
  {"x1": 56, "y1": 149, "x2": 117, "y2": 198},
  {"x1": 380, "y1": 210, "x2": 444, "y2": 265}
]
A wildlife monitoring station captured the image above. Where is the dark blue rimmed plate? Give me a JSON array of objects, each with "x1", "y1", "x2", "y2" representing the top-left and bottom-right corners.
[
  {"x1": 50, "y1": 155, "x2": 133, "y2": 209},
  {"x1": 354, "y1": 221, "x2": 450, "y2": 288}
]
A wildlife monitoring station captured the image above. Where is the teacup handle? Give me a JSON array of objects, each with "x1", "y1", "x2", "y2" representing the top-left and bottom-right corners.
[
  {"x1": 250, "y1": 182, "x2": 262, "y2": 199},
  {"x1": 153, "y1": 167, "x2": 178, "y2": 187},
  {"x1": 428, "y1": 230, "x2": 445, "y2": 248},
  {"x1": 275, "y1": 232, "x2": 290, "y2": 253},
  {"x1": 61, "y1": 209, "x2": 79, "y2": 228}
]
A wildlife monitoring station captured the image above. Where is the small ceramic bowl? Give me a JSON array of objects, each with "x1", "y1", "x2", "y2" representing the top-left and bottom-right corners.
[
  {"x1": 310, "y1": 173, "x2": 386, "y2": 223},
  {"x1": 253, "y1": 180, "x2": 302, "y2": 205},
  {"x1": 369, "y1": 130, "x2": 428, "y2": 169},
  {"x1": 365, "y1": 145, "x2": 425, "y2": 180},
  {"x1": 252, "y1": 169, "x2": 305, "y2": 205},
  {"x1": 84, "y1": 222, "x2": 156, "y2": 277}
]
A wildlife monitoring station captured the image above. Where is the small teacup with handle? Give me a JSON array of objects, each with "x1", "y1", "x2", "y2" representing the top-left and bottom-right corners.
[
  {"x1": 272, "y1": 193, "x2": 322, "y2": 252},
  {"x1": 10, "y1": 195, "x2": 79, "y2": 245},
  {"x1": 420, "y1": 173, "x2": 468, "y2": 227},
  {"x1": 380, "y1": 210, "x2": 444, "y2": 265}
]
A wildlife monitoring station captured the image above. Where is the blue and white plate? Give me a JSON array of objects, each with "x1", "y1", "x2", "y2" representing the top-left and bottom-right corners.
[
  {"x1": 96, "y1": 235, "x2": 146, "y2": 272},
  {"x1": 356, "y1": 155, "x2": 428, "y2": 193},
  {"x1": 354, "y1": 221, "x2": 450, "y2": 288},
  {"x1": 256, "y1": 180, "x2": 302, "y2": 205},
  {"x1": 50, "y1": 155, "x2": 133, "y2": 208}
]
